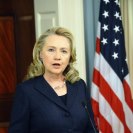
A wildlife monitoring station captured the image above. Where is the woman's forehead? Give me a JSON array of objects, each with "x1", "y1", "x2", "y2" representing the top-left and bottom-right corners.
[{"x1": 44, "y1": 35, "x2": 71, "y2": 48}]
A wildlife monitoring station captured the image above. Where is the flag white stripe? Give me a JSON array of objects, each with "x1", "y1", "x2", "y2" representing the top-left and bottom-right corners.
[
  {"x1": 91, "y1": 82, "x2": 99, "y2": 102},
  {"x1": 97, "y1": 22, "x2": 101, "y2": 39},
  {"x1": 93, "y1": 52, "x2": 100, "y2": 71},
  {"x1": 124, "y1": 74, "x2": 133, "y2": 99},
  {"x1": 124, "y1": 74, "x2": 131, "y2": 86}
]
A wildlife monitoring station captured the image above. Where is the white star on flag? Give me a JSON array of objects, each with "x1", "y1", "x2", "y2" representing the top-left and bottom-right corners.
[
  {"x1": 101, "y1": 38, "x2": 107, "y2": 45},
  {"x1": 112, "y1": 52, "x2": 118, "y2": 59},
  {"x1": 114, "y1": 0, "x2": 120, "y2": 6},
  {"x1": 114, "y1": 12, "x2": 120, "y2": 19},
  {"x1": 102, "y1": 24, "x2": 108, "y2": 32},
  {"x1": 113, "y1": 25, "x2": 120, "y2": 33},
  {"x1": 125, "y1": 58, "x2": 128, "y2": 62},
  {"x1": 121, "y1": 68, "x2": 124, "y2": 74},
  {"x1": 113, "y1": 38, "x2": 119, "y2": 46},
  {"x1": 102, "y1": 11, "x2": 109, "y2": 18},
  {"x1": 103, "y1": 0, "x2": 110, "y2": 4}
]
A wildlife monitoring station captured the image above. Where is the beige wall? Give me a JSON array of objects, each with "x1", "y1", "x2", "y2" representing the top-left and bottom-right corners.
[{"x1": 120, "y1": 0, "x2": 133, "y2": 97}]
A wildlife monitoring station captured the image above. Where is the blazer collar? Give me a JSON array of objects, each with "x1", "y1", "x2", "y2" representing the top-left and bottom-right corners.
[{"x1": 34, "y1": 76, "x2": 78, "y2": 111}]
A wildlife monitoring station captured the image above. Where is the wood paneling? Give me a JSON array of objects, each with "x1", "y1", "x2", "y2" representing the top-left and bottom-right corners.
[
  {"x1": 0, "y1": 0, "x2": 35, "y2": 131},
  {"x1": 12, "y1": 0, "x2": 35, "y2": 83},
  {"x1": 0, "y1": 16, "x2": 16, "y2": 94},
  {"x1": 0, "y1": 16, "x2": 16, "y2": 127},
  {"x1": 0, "y1": 128, "x2": 8, "y2": 133}
]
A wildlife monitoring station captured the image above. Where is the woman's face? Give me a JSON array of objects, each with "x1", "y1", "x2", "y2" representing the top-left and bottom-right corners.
[{"x1": 40, "y1": 34, "x2": 71, "y2": 76}]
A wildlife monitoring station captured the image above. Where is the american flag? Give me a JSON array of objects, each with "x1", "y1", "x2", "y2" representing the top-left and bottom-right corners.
[{"x1": 91, "y1": 0, "x2": 133, "y2": 133}]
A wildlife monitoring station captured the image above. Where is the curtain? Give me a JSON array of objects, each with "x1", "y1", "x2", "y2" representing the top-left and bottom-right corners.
[
  {"x1": 83, "y1": 0, "x2": 100, "y2": 87},
  {"x1": 120, "y1": 0, "x2": 133, "y2": 97}
]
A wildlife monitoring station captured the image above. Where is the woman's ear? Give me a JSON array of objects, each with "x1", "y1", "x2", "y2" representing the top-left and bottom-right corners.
[{"x1": 39, "y1": 51, "x2": 43, "y2": 61}]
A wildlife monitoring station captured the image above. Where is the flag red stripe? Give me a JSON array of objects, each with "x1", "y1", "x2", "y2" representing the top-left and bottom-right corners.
[
  {"x1": 123, "y1": 80, "x2": 133, "y2": 112},
  {"x1": 91, "y1": 99, "x2": 99, "y2": 130},
  {"x1": 91, "y1": 99, "x2": 99, "y2": 118},
  {"x1": 96, "y1": 38, "x2": 100, "y2": 54},
  {"x1": 93, "y1": 68, "x2": 131, "y2": 133},
  {"x1": 99, "y1": 114, "x2": 113, "y2": 133}
]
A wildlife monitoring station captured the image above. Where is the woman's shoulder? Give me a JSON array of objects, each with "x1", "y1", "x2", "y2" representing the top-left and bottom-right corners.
[
  {"x1": 74, "y1": 78, "x2": 86, "y2": 85},
  {"x1": 16, "y1": 75, "x2": 43, "y2": 89},
  {"x1": 68, "y1": 78, "x2": 87, "y2": 89}
]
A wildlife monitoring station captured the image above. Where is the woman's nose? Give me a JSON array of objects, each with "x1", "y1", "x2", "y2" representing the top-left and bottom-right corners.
[{"x1": 54, "y1": 51, "x2": 61, "y2": 60}]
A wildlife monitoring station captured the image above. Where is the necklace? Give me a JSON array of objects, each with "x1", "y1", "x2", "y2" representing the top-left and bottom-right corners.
[{"x1": 54, "y1": 81, "x2": 66, "y2": 89}]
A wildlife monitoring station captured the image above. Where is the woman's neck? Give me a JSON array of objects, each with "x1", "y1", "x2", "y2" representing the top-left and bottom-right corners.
[{"x1": 43, "y1": 73, "x2": 65, "y2": 82}]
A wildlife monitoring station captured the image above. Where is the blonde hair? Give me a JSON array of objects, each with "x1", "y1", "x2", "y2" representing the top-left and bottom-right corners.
[{"x1": 24, "y1": 27, "x2": 80, "y2": 83}]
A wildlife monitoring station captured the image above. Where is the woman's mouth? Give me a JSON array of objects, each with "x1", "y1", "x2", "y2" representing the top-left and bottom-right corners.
[{"x1": 52, "y1": 63, "x2": 61, "y2": 68}]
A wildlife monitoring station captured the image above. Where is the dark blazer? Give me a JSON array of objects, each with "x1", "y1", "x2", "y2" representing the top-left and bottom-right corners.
[{"x1": 8, "y1": 75, "x2": 97, "y2": 133}]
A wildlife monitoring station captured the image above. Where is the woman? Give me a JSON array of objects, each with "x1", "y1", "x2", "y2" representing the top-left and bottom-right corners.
[{"x1": 8, "y1": 27, "x2": 98, "y2": 133}]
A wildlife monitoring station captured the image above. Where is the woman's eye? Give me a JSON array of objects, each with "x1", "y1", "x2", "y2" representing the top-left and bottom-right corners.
[
  {"x1": 48, "y1": 48, "x2": 54, "y2": 52},
  {"x1": 62, "y1": 50, "x2": 67, "y2": 53}
]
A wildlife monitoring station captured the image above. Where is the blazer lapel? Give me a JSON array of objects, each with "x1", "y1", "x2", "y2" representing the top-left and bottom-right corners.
[{"x1": 34, "y1": 76, "x2": 68, "y2": 111}]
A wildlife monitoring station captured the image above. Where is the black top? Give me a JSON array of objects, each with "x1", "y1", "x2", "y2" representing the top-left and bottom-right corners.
[{"x1": 59, "y1": 94, "x2": 67, "y2": 105}]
